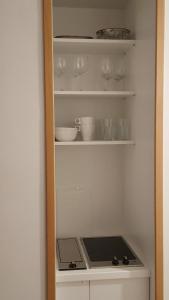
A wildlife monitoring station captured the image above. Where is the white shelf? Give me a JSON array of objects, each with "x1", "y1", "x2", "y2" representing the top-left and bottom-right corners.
[
  {"x1": 55, "y1": 140, "x2": 135, "y2": 146},
  {"x1": 54, "y1": 90, "x2": 135, "y2": 98},
  {"x1": 53, "y1": 0, "x2": 128, "y2": 9},
  {"x1": 53, "y1": 38, "x2": 135, "y2": 54},
  {"x1": 56, "y1": 267, "x2": 150, "y2": 283}
]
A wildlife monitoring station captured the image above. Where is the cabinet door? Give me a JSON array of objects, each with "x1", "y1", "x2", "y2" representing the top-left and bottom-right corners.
[
  {"x1": 56, "y1": 281, "x2": 89, "y2": 300},
  {"x1": 90, "y1": 279, "x2": 149, "y2": 300}
]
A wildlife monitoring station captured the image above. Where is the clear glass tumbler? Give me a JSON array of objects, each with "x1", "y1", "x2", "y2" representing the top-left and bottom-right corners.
[
  {"x1": 100, "y1": 118, "x2": 116, "y2": 140},
  {"x1": 117, "y1": 118, "x2": 130, "y2": 140}
]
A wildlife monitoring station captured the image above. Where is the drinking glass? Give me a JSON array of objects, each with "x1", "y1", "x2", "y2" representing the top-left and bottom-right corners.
[
  {"x1": 100, "y1": 118, "x2": 116, "y2": 140},
  {"x1": 101, "y1": 57, "x2": 114, "y2": 91},
  {"x1": 117, "y1": 118, "x2": 130, "y2": 140},
  {"x1": 54, "y1": 56, "x2": 67, "y2": 90},
  {"x1": 72, "y1": 55, "x2": 88, "y2": 90},
  {"x1": 55, "y1": 56, "x2": 66, "y2": 77},
  {"x1": 114, "y1": 56, "x2": 126, "y2": 81}
]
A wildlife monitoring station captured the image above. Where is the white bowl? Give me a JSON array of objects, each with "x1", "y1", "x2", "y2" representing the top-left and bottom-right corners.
[{"x1": 55, "y1": 127, "x2": 78, "y2": 142}]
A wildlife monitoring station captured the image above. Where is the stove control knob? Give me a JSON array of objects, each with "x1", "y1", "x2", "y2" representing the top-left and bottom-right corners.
[
  {"x1": 69, "y1": 262, "x2": 77, "y2": 269},
  {"x1": 112, "y1": 256, "x2": 119, "y2": 266},
  {"x1": 122, "y1": 256, "x2": 129, "y2": 265}
]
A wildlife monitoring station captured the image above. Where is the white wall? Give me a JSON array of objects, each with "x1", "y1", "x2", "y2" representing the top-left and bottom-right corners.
[
  {"x1": 53, "y1": 7, "x2": 126, "y2": 238},
  {"x1": 53, "y1": 7, "x2": 125, "y2": 37},
  {"x1": 0, "y1": 1, "x2": 45, "y2": 300},
  {"x1": 124, "y1": 0, "x2": 155, "y2": 255},
  {"x1": 124, "y1": 0, "x2": 156, "y2": 299},
  {"x1": 163, "y1": 0, "x2": 169, "y2": 298}
]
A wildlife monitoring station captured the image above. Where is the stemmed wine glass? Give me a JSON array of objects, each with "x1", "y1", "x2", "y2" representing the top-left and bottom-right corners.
[
  {"x1": 101, "y1": 57, "x2": 114, "y2": 91},
  {"x1": 54, "y1": 56, "x2": 67, "y2": 90},
  {"x1": 72, "y1": 55, "x2": 88, "y2": 90},
  {"x1": 114, "y1": 56, "x2": 126, "y2": 81}
]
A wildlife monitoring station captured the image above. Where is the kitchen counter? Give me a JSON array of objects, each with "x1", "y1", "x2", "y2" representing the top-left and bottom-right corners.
[{"x1": 56, "y1": 266, "x2": 150, "y2": 283}]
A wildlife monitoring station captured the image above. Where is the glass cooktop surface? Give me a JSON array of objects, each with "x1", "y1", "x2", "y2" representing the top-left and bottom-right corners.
[
  {"x1": 82, "y1": 236, "x2": 135, "y2": 261},
  {"x1": 81, "y1": 236, "x2": 143, "y2": 268}
]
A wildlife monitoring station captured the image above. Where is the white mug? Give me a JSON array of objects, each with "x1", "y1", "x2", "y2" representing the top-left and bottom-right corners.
[{"x1": 75, "y1": 117, "x2": 95, "y2": 141}]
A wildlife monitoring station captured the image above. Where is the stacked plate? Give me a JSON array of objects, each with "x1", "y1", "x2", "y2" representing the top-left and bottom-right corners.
[
  {"x1": 55, "y1": 35, "x2": 93, "y2": 39},
  {"x1": 96, "y1": 28, "x2": 131, "y2": 40}
]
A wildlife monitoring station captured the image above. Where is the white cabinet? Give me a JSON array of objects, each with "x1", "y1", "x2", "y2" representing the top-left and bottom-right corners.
[
  {"x1": 57, "y1": 281, "x2": 89, "y2": 300},
  {"x1": 57, "y1": 278, "x2": 149, "y2": 300},
  {"x1": 90, "y1": 279, "x2": 149, "y2": 300}
]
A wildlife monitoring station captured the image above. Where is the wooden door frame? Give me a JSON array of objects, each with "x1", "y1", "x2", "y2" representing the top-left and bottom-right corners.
[
  {"x1": 43, "y1": 0, "x2": 164, "y2": 299},
  {"x1": 43, "y1": 0, "x2": 56, "y2": 300},
  {"x1": 155, "y1": 0, "x2": 164, "y2": 299}
]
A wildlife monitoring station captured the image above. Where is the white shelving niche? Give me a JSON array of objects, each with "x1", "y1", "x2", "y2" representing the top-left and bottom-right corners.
[{"x1": 53, "y1": 0, "x2": 156, "y2": 299}]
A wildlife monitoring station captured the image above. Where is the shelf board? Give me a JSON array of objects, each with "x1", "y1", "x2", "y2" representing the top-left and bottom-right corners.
[
  {"x1": 54, "y1": 90, "x2": 135, "y2": 98},
  {"x1": 55, "y1": 140, "x2": 135, "y2": 146},
  {"x1": 53, "y1": 0, "x2": 128, "y2": 9},
  {"x1": 53, "y1": 38, "x2": 135, "y2": 54}
]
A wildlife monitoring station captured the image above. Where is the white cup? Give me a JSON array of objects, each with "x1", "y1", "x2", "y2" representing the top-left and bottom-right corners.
[{"x1": 75, "y1": 117, "x2": 95, "y2": 141}]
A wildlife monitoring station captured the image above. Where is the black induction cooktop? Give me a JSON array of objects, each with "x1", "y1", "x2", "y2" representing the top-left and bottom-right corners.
[{"x1": 81, "y1": 236, "x2": 143, "y2": 268}]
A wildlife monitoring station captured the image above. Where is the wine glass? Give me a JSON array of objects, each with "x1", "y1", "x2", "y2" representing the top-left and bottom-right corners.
[
  {"x1": 114, "y1": 56, "x2": 126, "y2": 81},
  {"x1": 54, "y1": 56, "x2": 66, "y2": 90},
  {"x1": 72, "y1": 55, "x2": 88, "y2": 90},
  {"x1": 55, "y1": 56, "x2": 66, "y2": 77},
  {"x1": 101, "y1": 57, "x2": 114, "y2": 91}
]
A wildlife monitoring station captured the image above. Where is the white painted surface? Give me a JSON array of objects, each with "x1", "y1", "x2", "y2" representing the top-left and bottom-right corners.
[
  {"x1": 53, "y1": 0, "x2": 128, "y2": 9},
  {"x1": 90, "y1": 279, "x2": 149, "y2": 300},
  {"x1": 163, "y1": 0, "x2": 169, "y2": 299},
  {"x1": 124, "y1": 0, "x2": 155, "y2": 298},
  {"x1": 55, "y1": 141, "x2": 134, "y2": 146},
  {"x1": 53, "y1": 7, "x2": 125, "y2": 37},
  {"x1": 56, "y1": 278, "x2": 149, "y2": 300},
  {"x1": 54, "y1": 91, "x2": 135, "y2": 98},
  {"x1": 55, "y1": 147, "x2": 125, "y2": 237},
  {"x1": 53, "y1": 38, "x2": 135, "y2": 54},
  {"x1": 0, "y1": 1, "x2": 45, "y2": 300},
  {"x1": 57, "y1": 281, "x2": 89, "y2": 300},
  {"x1": 56, "y1": 267, "x2": 150, "y2": 283}
]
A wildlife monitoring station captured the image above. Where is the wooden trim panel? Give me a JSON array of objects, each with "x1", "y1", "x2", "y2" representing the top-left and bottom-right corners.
[
  {"x1": 43, "y1": 0, "x2": 56, "y2": 300},
  {"x1": 156, "y1": 0, "x2": 164, "y2": 299}
]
